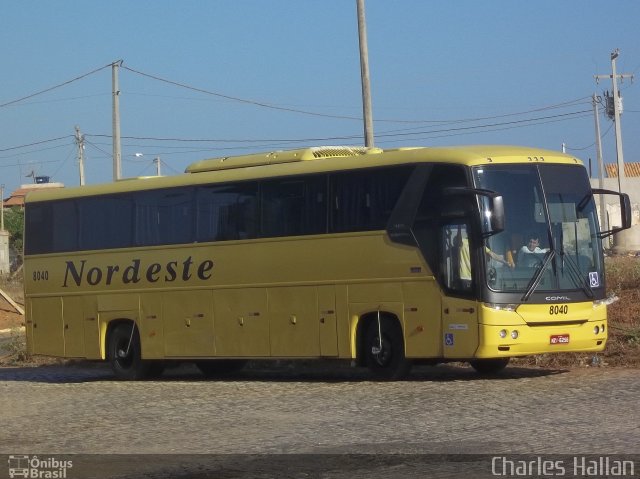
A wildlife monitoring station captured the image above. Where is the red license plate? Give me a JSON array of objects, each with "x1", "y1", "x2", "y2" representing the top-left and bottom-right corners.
[{"x1": 550, "y1": 334, "x2": 570, "y2": 345}]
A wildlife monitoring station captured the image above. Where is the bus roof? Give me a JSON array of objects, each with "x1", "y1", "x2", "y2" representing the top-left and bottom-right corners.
[{"x1": 25, "y1": 145, "x2": 582, "y2": 203}]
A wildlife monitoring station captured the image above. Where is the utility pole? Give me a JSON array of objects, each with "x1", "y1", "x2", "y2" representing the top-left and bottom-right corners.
[
  {"x1": 0, "y1": 185, "x2": 4, "y2": 231},
  {"x1": 595, "y1": 49, "x2": 634, "y2": 194},
  {"x1": 356, "y1": 0, "x2": 374, "y2": 147},
  {"x1": 154, "y1": 157, "x2": 161, "y2": 176},
  {"x1": 0, "y1": 184, "x2": 6, "y2": 276},
  {"x1": 112, "y1": 60, "x2": 123, "y2": 181},
  {"x1": 592, "y1": 94, "x2": 608, "y2": 233},
  {"x1": 75, "y1": 126, "x2": 86, "y2": 186}
]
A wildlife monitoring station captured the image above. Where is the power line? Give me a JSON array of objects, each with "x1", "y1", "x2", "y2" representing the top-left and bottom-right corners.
[
  {"x1": 83, "y1": 139, "x2": 112, "y2": 159},
  {"x1": 0, "y1": 105, "x2": 592, "y2": 162},
  {"x1": 74, "y1": 108, "x2": 593, "y2": 162},
  {"x1": 121, "y1": 65, "x2": 364, "y2": 122},
  {"x1": 0, "y1": 59, "x2": 606, "y2": 168},
  {"x1": 565, "y1": 122, "x2": 614, "y2": 151},
  {"x1": 122, "y1": 64, "x2": 593, "y2": 126},
  {"x1": 376, "y1": 109, "x2": 593, "y2": 140},
  {"x1": 0, "y1": 136, "x2": 74, "y2": 153},
  {"x1": 374, "y1": 97, "x2": 592, "y2": 126},
  {"x1": 49, "y1": 145, "x2": 77, "y2": 180},
  {"x1": 0, "y1": 62, "x2": 113, "y2": 109},
  {"x1": 379, "y1": 111, "x2": 594, "y2": 145},
  {"x1": 2, "y1": 93, "x2": 109, "y2": 107},
  {"x1": 0, "y1": 141, "x2": 75, "y2": 160},
  {"x1": 0, "y1": 158, "x2": 62, "y2": 169},
  {"x1": 82, "y1": 108, "x2": 591, "y2": 147}
]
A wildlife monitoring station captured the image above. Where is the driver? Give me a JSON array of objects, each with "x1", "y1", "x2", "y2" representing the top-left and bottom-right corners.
[{"x1": 517, "y1": 233, "x2": 550, "y2": 266}]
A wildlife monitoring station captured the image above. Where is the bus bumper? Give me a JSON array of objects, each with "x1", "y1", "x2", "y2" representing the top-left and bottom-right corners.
[{"x1": 475, "y1": 320, "x2": 607, "y2": 358}]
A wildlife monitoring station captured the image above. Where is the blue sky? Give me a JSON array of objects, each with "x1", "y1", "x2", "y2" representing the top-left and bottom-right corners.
[{"x1": 1, "y1": 1, "x2": 639, "y2": 195}]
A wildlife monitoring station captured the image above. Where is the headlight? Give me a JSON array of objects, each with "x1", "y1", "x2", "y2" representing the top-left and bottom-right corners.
[
  {"x1": 511, "y1": 330, "x2": 519, "y2": 340},
  {"x1": 486, "y1": 303, "x2": 518, "y2": 312},
  {"x1": 593, "y1": 325, "x2": 600, "y2": 335},
  {"x1": 499, "y1": 329, "x2": 508, "y2": 339}
]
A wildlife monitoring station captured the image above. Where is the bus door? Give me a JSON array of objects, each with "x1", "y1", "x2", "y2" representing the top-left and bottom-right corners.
[
  {"x1": 440, "y1": 222, "x2": 479, "y2": 358},
  {"x1": 28, "y1": 297, "x2": 64, "y2": 356}
]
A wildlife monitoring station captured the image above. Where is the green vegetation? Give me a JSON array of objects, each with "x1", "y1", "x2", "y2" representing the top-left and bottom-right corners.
[{"x1": 4, "y1": 206, "x2": 24, "y2": 254}]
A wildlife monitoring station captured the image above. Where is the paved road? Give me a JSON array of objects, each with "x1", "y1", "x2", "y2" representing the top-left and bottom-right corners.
[{"x1": 0, "y1": 363, "x2": 638, "y2": 478}]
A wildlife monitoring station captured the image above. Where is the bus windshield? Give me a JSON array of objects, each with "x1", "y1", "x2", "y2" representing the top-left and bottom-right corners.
[{"x1": 473, "y1": 164, "x2": 603, "y2": 298}]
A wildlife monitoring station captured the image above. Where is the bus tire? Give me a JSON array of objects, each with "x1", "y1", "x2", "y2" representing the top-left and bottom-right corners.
[
  {"x1": 108, "y1": 323, "x2": 154, "y2": 381},
  {"x1": 364, "y1": 316, "x2": 412, "y2": 380},
  {"x1": 470, "y1": 357, "x2": 510, "y2": 375},
  {"x1": 196, "y1": 360, "x2": 247, "y2": 378}
]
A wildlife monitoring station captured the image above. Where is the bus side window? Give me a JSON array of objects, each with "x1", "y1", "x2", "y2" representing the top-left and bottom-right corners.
[
  {"x1": 196, "y1": 183, "x2": 259, "y2": 242},
  {"x1": 261, "y1": 175, "x2": 326, "y2": 237},
  {"x1": 79, "y1": 195, "x2": 133, "y2": 250},
  {"x1": 25, "y1": 203, "x2": 53, "y2": 255},
  {"x1": 135, "y1": 187, "x2": 193, "y2": 246},
  {"x1": 52, "y1": 200, "x2": 78, "y2": 253},
  {"x1": 331, "y1": 166, "x2": 411, "y2": 233}
]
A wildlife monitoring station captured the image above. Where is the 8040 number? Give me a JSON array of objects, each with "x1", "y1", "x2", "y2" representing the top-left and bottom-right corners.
[
  {"x1": 32, "y1": 270, "x2": 49, "y2": 281},
  {"x1": 549, "y1": 305, "x2": 568, "y2": 315}
]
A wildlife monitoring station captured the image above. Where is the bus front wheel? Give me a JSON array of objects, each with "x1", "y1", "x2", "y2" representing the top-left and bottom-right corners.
[
  {"x1": 108, "y1": 323, "x2": 156, "y2": 380},
  {"x1": 469, "y1": 357, "x2": 510, "y2": 375},
  {"x1": 364, "y1": 317, "x2": 412, "y2": 380}
]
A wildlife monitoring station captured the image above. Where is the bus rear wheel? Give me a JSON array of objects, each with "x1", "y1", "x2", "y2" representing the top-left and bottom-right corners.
[
  {"x1": 469, "y1": 358, "x2": 510, "y2": 375},
  {"x1": 364, "y1": 317, "x2": 412, "y2": 380},
  {"x1": 108, "y1": 323, "x2": 156, "y2": 380}
]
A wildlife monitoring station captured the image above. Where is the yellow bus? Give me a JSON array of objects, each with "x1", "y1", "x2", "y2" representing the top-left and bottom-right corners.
[{"x1": 24, "y1": 145, "x2": 631, "y2": 380}]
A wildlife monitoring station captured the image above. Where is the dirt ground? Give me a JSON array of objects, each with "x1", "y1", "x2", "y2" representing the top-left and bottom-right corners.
[{"x1": 0, "y1": 285, "x2": 24, "y2": 331}]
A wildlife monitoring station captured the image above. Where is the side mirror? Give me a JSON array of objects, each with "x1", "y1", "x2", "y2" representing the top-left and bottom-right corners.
[
  {"x1": 486, "y1": 193, "x2": 505, "y2": 233},
  {"x1": 443, "y1": 187, "x2": 505, "y2": 236},
  {"x1": 592, "y1": 189, "x2": 632, "y2": 237}
]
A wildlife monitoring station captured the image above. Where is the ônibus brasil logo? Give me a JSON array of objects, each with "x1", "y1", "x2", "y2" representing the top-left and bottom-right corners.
[{"x1": 8, "y1": 455, "x2": 73, "y2": 479}]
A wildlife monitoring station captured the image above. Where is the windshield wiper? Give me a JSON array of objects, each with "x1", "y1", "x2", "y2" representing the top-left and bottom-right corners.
[
  {"x1": 557, "y1": 224, "x2": 594, "y2": 299},
  {"x1": 521, "y1": 250, "x2": 556, "y2": 302},
  {"x1": 559, "y1": 251, "x2": 595, "y2": 299}
]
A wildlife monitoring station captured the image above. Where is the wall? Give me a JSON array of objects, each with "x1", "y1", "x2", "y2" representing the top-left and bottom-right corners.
[
  {"x1": 590, "y1": 177, "x2": 640, "y2": 252},
  {"x1": 0, "y1": 231, "x2": 9, "y2": 275}
]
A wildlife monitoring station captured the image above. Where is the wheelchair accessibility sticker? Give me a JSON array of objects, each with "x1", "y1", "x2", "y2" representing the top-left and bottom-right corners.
[
  {"x1": 444, "y1": 333, "x2": 454, "y2": 347},
  {"x1": 589, "y1": 272, "x2": 600, "y2": 288}
]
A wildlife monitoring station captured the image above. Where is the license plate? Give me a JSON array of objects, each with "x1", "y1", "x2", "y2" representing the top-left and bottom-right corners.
[{"x1": 550, "y1": 334, "x2": 570, "y2": 345}]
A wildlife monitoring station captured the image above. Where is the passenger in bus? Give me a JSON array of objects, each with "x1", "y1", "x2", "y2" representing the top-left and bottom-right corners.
[
  {"x1": 456, "y1": 230, "x2": 472, "y2": 290},
  {"x1": 457, "y1": 232, "x2": 513, "y2": 290},
  {"x1": 484, "y1": 233, "x2": 514, "y2": 269},
  {"x1": 486, "y1": 247, "x2": 514, "y2": 269},
  {"x1": 517, "y1": 233, "x2": 550, "y2": 266}
]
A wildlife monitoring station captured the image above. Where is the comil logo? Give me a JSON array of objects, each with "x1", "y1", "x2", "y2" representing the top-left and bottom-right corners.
[{"x1": 8, "y1": 455, "x2": 73, "y2": 478}]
